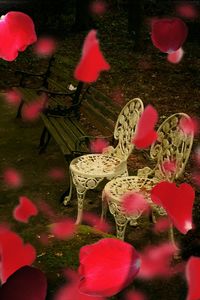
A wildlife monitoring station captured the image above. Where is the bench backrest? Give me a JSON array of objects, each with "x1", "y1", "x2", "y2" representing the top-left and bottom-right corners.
[
  {"x1": 112, "y1": 98, "x2": 144, "y2": 160},
  {"x1": 150, "y1": 113, "x2": 194, "y2": 181}
]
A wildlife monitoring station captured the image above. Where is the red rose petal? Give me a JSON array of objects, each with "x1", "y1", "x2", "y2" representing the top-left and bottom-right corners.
[
  {"x1": 48, "y1": 168, "x2": 65, "y2": 181},
  {"x1": 151, "y1": 181, "x2": 195, "y2": 234},
  {"x1": 78, "y1": 238, "x2": 140, "y2": 297},
  {"x1": 138, "y1": 243, "x2": 177, "y2": 279},
  {"x1": 125, "y1": 290, "x2": 147, "y2": 300},
  {"x1": 0, "y1": 12, "x2": 37, "y2": 61},
  {"x1": 0, "y1": 229, "x2": 36, "y2": 283},
  {"x1": 151, "y1": 18, "x2": 188, "y2": 53},
  {"x1": 3, "y1": 168, "x2": 22, "y2": 188},
  {"x1": 0, "y1": 266, "x2": 47, "y2": 300},
  {"x1": 74, "y1": 30, "x2": 110, "y2": 83},
  {"x1": 13, "y1": 196, "x2": 38, "y2": 223},
  {"x1": 90, "y1": 1, "x2": 107, "y2": 15},
  {"x1": 21, "y1": 95, "x2": 46, "y2": 121},
  {"x1": 90, "y1": 138, "x2": 109, "y2": 153},
  {"x1": 83, "y1": 212, "x2": 111, "y2": 232},
  {"x1": 162, "y1": 159, "x2": 177, "y2": 174},
  {"x1": 179, "y1": 116, "x2": 199, "y2": 135},
  {"x1": 34, "y1": 36, "x2": 56, "y2": 57},
  {"x1": 132, "y1": 105, "x2": 158, "y2": 149},
  {"x1": 3, "y1": 88, "x2": 22, "y2": 105},
  {"x1": 186, "y1": 256, "x2": 200, "y2": 300},
  {"x1": 176, "y1": 3, "x2": 199, "y2": 19},
  {"x1": 153, "y1": 217, "x2": 171, "y2": 233},
  {"x1": 50, "y1": 218, "x2": 76, "y2": 240},
  {"x1": 121, "y1": 192, "x2": 149, "y2": 216},
  {"x1": 167, "y1": 47, "x2": 184, "y2": 64}
]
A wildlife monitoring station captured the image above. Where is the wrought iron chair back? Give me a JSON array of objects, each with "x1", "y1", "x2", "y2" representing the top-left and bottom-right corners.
[
  {"x1": 112, "y1": 98, "x2": 144, "y2": 160},
  {"x1": 149, "y1": 113, "x2": 194, "y2": 181}
]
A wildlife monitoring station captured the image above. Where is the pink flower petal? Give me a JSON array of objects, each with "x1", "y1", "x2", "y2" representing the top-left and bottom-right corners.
[
  {"x1": 132, "y1": 105, "x2": 158, "y2": 149},
  {"x1": 50, "y1": 218, "x2": 76, "y2": 240},
  {"x1": 0, "y1": 12, "x2": 37, "y2": 61},
  {"x1": 74, "y1": 30, "x2": 110, "y2": 83},
  {"x1": 90, "y1": 138, "x2": 109, "y2": 153},
  {"x1": 0, "y1": 266, "x2": 47, "y2": 300},
  {"x1": 34, "y1": 36, "x2": 56, "y2": 57},
  {"x1": 151, "y1": 18, "x2": 188, "y2": 53},
  {"x1": 90, "y1": 1, "x2": 107, "y2": 15},
  {"x1": 179, "y1": 116, "x2": 199, "y2": 135},
  {"x1": 78, "y1": 238, "x2": 140, "y2": 297},
  {"x1": 176, "y1": 3, "x2": 199, "y2": 19},
  {"x1": 83, "y1": 212, "x2": 111, "y2": 232},
  {"x1": 153, "y1": 217, "x2": 171, "y2": 233},
  {"x1": 138, "y1": 243, "x2": 177, "y2": 279},
  {"x1": 125, "y1": 290, "x2": 147, "y2": 300},
  {"x1": 3, "y1": 88, "x2": 22, "y2": 105},
  {"x1": 21, "y1": 96, "x2": 46, "y2": 121},
  {"x1": 13, "y1": 196, "x2": 38, "y2": 223},
  {"x1": 0, "y1": 229, "x2": 36, "y2": 283},
  {"x1": 162, "y1": 159, "x2": 177, "y2": 173},
  {"x1": 48, "y1": 168, "x2": 65, "y2": 181},
  {"x1": 167, "y1": 47, "x2": 184, "y2": 64},
  {"x1": 121, "y1": 192, "x2": 150, "y2": 216},
  {"x1": 151, "y1": 181, "x2": 195, "y2": 234},
  {"x1": 3, "y1": 168, "x2": 22, "y2": 188},
  {"x1": 186, "y1": 256, "x2": 200, "y2": 300}
]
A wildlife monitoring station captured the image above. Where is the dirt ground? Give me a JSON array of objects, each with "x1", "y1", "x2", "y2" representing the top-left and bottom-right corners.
[{"x1": 0, "y1": 9, "x2": 200, "y2": 300}]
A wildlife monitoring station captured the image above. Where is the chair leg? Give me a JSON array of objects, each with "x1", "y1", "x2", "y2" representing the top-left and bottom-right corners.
[
  {"x1": 115, "y1": 212, "x2": 128, "y2": 240},
  {"x1": 63, "y1": 172, "x2": 73, "y2": 206},
  {"x1": 75, "y1": 187, "x2": 87, "y2": 225},
  {"x1": 101, "y1": 190, "x2": 108, "y2": 221}
]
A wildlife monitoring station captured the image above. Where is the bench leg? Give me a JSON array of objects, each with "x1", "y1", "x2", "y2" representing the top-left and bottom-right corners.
[
  {"x1": 39, "y1": 127, "x2": 51, "y2": 153},
  {"x1": 16, "y1": 100, "x2": 25, "y2": 119}
]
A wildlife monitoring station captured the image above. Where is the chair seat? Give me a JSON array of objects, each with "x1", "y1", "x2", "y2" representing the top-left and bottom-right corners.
[
  {"x1": 104, "y1": 176, "x2": 166, "y2": 216},
  {"x1": 70, "y1": 154, "x2": 125, "y2": 178}
]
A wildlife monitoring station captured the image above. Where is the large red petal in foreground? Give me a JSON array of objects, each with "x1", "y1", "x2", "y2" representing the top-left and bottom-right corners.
[
  {"x1": 0, "y1": 11, "x2": 37, "y2": 61},
  {"x1": 151, "y1": 181, "x2": 195, "y2": 234},
  {"x1": 132, "y1": 105, "x2": 158, "y2": 149},
  {"x1": 0, "y1": 266, "x2": 47, "y2": 300},
  {"x1": 78, "y1": 238, "x2": 140, "y2": 297},
  {"x1": 151, "y1": 18, "x2": 188, "y2": 53},
  {"x1": 0, "y1": 229, "x2": 36, "y2": 283},
  {"x1": 74, "y1": 30, "x2": 110, "y2": 83},
  {"x1": 186, "y1": 256, "x2": 200, "y2": 300}
]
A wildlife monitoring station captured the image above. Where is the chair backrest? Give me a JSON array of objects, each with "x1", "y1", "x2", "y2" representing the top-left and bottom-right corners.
[
  {"x1": 150, "y1": 113, "x2": 194, "y2": 181},
  {"x1": 113, "y1": 98, "x2": 144, "y2": 160}
]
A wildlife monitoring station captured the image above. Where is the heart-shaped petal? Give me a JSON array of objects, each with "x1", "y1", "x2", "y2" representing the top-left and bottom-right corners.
[
  {"x1": 0, "y1": 229, "x2": 36, "y2": 283},
  {"x1": 13, "y1": 196, "x2": 38, "y2": 223},
  {"x1": 151, "y1": 18, "x2": 188, "y2": 53},
  {"x1": 151, "y1": 181, "x2": 195, "y2": 234},
  {"x1": 186, "y1": 256, "x2": 200, "y2": 300}
]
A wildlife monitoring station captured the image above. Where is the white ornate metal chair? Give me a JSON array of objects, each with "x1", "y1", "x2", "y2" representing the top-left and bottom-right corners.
[
  {"x1": 69, "y1": 98, "x2": 144, "y2": 224},
  {"x1": 102, "y1": 113, "x2": 194, "y2": 241}
]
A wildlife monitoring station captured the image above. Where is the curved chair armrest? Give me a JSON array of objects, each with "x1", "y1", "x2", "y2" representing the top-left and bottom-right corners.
[{"x1": 137, "y1": 167, "x2": 153, "y2": 178}]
